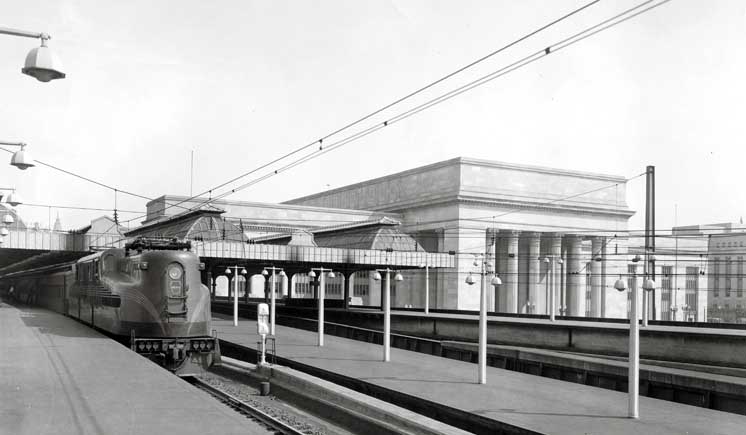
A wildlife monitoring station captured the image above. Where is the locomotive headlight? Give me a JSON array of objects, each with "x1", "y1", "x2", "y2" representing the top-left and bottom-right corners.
[{"x1": 168, "y1": 265, "x2": 183, "y2": 280}]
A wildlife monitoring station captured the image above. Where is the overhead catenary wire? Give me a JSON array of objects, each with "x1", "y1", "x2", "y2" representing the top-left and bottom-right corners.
[
  {"x1": 155, "y1": 0, "x2": 672, "y2": 223},
  {"x1": 94, "y1": 0, "x2": 674, "y2": 248},
  {"x1": 120, "y1": 0, "x2": 607, "y2": 225}
]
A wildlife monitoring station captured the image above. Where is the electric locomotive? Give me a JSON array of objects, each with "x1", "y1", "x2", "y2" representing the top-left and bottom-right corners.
[{"x1": 2, "y1": 238, "x2": 220, "y2": 374}]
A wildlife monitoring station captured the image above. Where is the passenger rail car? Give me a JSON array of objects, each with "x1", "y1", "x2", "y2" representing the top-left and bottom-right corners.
[{"x1": 1, "y1": 238, "x2": 220, "y2": 373}]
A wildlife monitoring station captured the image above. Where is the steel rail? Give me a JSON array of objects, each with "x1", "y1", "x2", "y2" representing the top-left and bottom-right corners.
[{"x1": 183, "y1": 375, "x2": 305, "y2": 435}]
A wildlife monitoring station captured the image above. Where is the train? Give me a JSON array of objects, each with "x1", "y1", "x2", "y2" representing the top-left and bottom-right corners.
[{"x1": 0, "y1": 237, "x2": 220, "y2": 374}]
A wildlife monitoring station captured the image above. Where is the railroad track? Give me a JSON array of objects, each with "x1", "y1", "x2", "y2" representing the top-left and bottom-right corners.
[{"x1": 182, "y1": 375, "x2": 307, "y2": 435}]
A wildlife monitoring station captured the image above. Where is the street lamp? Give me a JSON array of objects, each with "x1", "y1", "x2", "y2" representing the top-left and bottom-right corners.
[
  {"x1": 224, "y1": 266, "x2": 247, "y2": 326},
  {"x1": 262, "y1": 267, "x2": 285, "y2": 336},
  {"x1": 465, "y1": 255, "x2": 501, "y2": 384},
  {"x1": 0, "y1": 142, "x2": 35, "y2": 170},
  {"x1": 419, "y1": 261, "x2": 435, "y2": 314},
  {"x1": 0, "y1": 27, "x2": 65, "y2": 82},
  {"x1": 373, "y1": 268, "x2": 404, "y2": 362},
  {"x1": 309, "y1": 267, "x2": 335, "y2": 346}
]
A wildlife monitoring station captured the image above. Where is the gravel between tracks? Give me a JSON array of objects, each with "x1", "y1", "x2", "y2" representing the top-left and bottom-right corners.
[{"x1": 198, "y1": 371, "x2": 346, "y2": 435}]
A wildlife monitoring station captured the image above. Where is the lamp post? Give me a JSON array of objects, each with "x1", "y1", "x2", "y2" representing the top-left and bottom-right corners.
[
  {"x1": 372, "y1": 268, "x2": 403, "y2": 362},
  {"x1": 224, "y1": 266, "x2": 247, "y2": 327},
  {"x1": 613, "y1": 254, "x2": 655, "y2": 419},
  {"x1": 465, "y1": 254, "x2": 501, "y2": 384},
  {"x1": 309, "y1": 267, "x2": 335, "y2": 346},
  {"x1": 419, "y1": 261, "x2": 434, "y2": 314},
  {"x1": 0, "y1": 142, "x2": 35, "y2": 170},
  {"x1": 262, "y1": 266, "x2": 285, "y2": 336},
  {"x1": 0, "y1": 27, "x2": 65, "y2": 82}
]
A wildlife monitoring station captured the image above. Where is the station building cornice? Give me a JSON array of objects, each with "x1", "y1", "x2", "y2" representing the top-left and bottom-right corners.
[{"x1": 285, "y1": 156, "x2": 628, "y2": 205}]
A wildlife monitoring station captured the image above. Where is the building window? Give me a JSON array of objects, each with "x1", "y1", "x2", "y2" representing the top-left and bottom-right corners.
[
  {"x1": 353, "y1": 271, "x2": 369, "y2": 297},
  {"x1": 739, "y1": 257, "x2": 744, "y2": 298}
]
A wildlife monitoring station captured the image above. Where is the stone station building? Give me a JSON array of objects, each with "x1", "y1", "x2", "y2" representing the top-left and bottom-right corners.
[{"x1": 140, "y1": 157, "x2": 643, "y2": 318}]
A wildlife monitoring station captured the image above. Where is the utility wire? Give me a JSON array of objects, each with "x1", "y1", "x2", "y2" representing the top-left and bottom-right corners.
[
  {"x1": 165, "y1": 0, "x2": 670, "y2": 220},
  {"x1": 105, "y1": 0, "x2": 672, "y2": 245},
  {"x1": 128, "y1": 0, "x2": 606, "y2": 224}
]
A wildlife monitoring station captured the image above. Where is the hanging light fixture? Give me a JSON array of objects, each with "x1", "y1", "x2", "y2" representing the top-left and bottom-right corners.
[
  {"x1": 3, "y1": 214, "x2": 13, "y2": 224},
  {"x1": 614, "y1": 278, "x2": 627, "y2": 292},
  {"x1": 10, "y1": 144, "x2": 34, "y2": 170},
  {"x1": 372, "y1": 271, "x2": 382, "y2": 281},
  {"x1": 0, "y1": 227, "x2": 9, "y2": 236},
  {"x1": 224, "y1": 267, "x2": 232, "y2": 275},
  {"x1": 22, "y1": 37, "x2": 65, "y2": 82},
  {"x1": 240, "y1": 268, "x2": 248, "y2": 275},
  {"x1": 491, "y1": 275, "x2": 502, "y2": 286},
  {"x1": 308, "y1": 270, "x2": 316, "y2": 278},
  {"x1": 1, "y1": 190, "x2": 22, "y2": 207},
  {"x1": 465, "y1": 272, "x2": 476, "y2": 285},
  {"x1": 394, "y1": 272, "x2": 403, "y2": 281},
  {"x1": 327, "y1": 271, "x2": 336, "y2": 279}
]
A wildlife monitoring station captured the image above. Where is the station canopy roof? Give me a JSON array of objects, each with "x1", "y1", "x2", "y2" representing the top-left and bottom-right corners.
[
  {"x1": 126, "y1": 210, "x2": 424, "y2": 252},
  {"x1": 125, "y1": 209, "x2": 247, "y2": 243}
]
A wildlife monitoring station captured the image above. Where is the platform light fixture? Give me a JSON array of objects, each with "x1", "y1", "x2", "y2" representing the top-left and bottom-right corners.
[
  {"x1": 465, "y1": 254, "x2": 501, "y2": 385},
  {"x1": 373, "y1": 268, "x2": 403, "y2": 362},
  {"x1": 0, "y1": 188, "x2": 22, "y2": 207},
  {"x1": 0, "y1": 27, "x2": 65, "y2": 82},
  {"x1": 309, "y1": 267, "x2": 335, "y2": 346},
  {"x1": 263, "y1": 266, "x2": 284, "y2": 335},
  {"x1": 224, "y1": 265, "x2": 247, "y2": 326},
  {"x1": 0, "y1": 142, "x2": 35, "y2": 170}
]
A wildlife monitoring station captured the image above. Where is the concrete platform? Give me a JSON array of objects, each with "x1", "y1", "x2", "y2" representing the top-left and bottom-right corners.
[
  {"x1": 214, "y1": 313, "x2": 746, "y2": 435},
  {"x1": 0, "y1": 301, "x2": 265, "y2": 435}
]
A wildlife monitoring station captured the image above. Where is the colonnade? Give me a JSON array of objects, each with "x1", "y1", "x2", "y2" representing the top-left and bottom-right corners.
[{"x1": 489, "y1": 230, "x2": 607, "y2": 317}]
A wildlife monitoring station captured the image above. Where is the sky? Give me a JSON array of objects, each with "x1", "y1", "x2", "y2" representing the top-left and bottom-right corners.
[{"x1": 1, "y1": 0, "x2": 745, "y2": 233}]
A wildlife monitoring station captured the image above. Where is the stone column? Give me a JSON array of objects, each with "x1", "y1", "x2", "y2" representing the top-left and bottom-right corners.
[
  {"x1": 505, "y1": 230, "x2": 520, "y2": 313},
  {"x1": 496, "y1": 231, "x2": 507, "y2": 312},
  {"x1": 590, "y1": 237, "x2": 604, "y2": 317},
  {"x1": 566, "y1": 235, "x2": 584, "y2": 316},
  {"x1": 549, "y1": 233, "x2": 562, "y2": 316},
  {"x1": 486, "y1": 229, "x2": 497, "y2": 311},
  {"x1": 526, "y1": 232, "x2": 542, "y2": 314}
]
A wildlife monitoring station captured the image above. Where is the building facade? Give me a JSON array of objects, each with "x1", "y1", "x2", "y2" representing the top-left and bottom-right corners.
[
  {"x1": 706, "y1": 224, "x2": 746, "y2": 323},
  {"x1": 286, "y1": 157, "x2": 637, "y2": 317}
]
